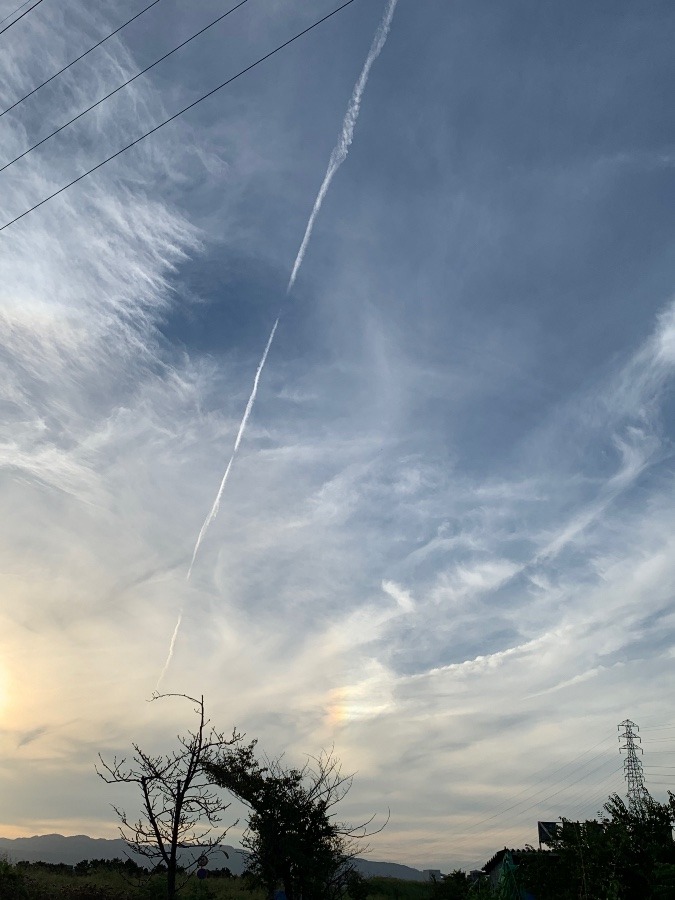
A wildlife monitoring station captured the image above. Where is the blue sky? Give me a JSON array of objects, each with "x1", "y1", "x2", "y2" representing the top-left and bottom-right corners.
[{"x1": 1, "y1": 0, "x2": 675, "y2": 871}]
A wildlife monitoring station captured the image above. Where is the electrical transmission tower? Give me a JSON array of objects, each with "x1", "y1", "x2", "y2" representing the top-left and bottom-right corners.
[{"x1": 618, "y1": 719, "x2": 650, "y2": 810}]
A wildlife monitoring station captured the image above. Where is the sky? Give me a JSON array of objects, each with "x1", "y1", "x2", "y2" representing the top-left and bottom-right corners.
[{"x1": 1, "y1": 0, "x2": 675, "y2": 873}]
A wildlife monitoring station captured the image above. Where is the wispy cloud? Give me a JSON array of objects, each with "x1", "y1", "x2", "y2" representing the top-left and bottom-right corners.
[{"x1": 2, "y1": 0, "x2": 675, "y2": 873}]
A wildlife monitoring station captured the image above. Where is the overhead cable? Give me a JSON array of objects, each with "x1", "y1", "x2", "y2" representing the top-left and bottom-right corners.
[
  {"x1": 0, "y1": 0, "x2": 165, "y2": 120},
  {"x1": 450, "y1": 761, "x2": 623, "y2": 862},
  {"x1": 0, "y1": 0, "x2": 252, "y2": 173},
  {"x1": 0, "y1": 0, "x2": 44, "y2": 37},
  {"x1": 447, "y1": 753, "x2": 620, "y2": 853},
  {"x1": 0, "y1": 0, "x2": 35, "y2": 27},
  {"x1": 0, "y1": 0, "x2": 359, "y2": 233},
  {"x1": 446, "y1": 735, "x2": 616, "y2": 843}
]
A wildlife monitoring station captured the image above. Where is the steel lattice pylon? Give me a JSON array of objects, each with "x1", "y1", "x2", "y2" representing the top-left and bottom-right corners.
[{"x1": 618, "y1": 719, "x2": 650, "y2": 810}]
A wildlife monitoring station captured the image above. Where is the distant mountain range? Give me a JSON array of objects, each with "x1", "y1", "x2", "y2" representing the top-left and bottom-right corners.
[{"x1": 0, "y1": 834, "x2": 429, "y2": 881}]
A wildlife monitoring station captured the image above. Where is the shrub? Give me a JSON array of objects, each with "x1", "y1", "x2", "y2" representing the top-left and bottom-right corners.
[{"x1": 0, "y1": 858, "x2": 28, "y2": 899}]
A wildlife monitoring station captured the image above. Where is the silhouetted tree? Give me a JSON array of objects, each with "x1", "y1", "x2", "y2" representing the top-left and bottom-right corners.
[
  {"x1": 517, "y1": 791, "x2": 675, "y2": 899},
  {"x1": 0, "y1": 858, "x2": 27, "y2": 900},
  {"x1": 430, "y1": 870, "x2": 471, "y2": 900},
  {"x1": 206, "y1": 745, "x2": 384, "y2": 900},
  {"x1": 97, "y1": 693, "x2": 243, "y2": 900}
]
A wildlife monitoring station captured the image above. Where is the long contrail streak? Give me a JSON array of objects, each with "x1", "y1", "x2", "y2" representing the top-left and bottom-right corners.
[
  {"x1": 159, "y1": 318, "x2": 278, "y2": 685},
  {"x1": 187, "y1": 0, "x2": 397, "y2": 575},
  {"x1": 156, "y1": 611, "x2": 182, "y2": 689},
  {"x1": 159, "y1": 0, "x2": 398, "y2": 687},
  {"x1": 287, "y1": 0, "x2": 398, "y2": 293},
  {"x1": 186, "y1": 315, "x2": 279, "y2": 579}
]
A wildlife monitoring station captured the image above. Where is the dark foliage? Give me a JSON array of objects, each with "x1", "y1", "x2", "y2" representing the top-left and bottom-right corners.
[
  {"x1": 0, "y1": 857, "x2": 29, "y2": 900},
  {"x1": 18, "y1": 860, "x2": 75, "y2": 874},
  {"x1": 206, "y1": 745, "x2": 384, "y2": 900},
  {"x1": 366, "y1": 877, "x2": 432, "y2": 900},
  {"x1": 516, "y1": 791, "x2": 675, "y2": 899},
  {"x1": 72, "y1": 859, "x2": 146, "y2": 876},
  {"x1": 429, "y1": 870, "x2": 471, "y2": 900}
]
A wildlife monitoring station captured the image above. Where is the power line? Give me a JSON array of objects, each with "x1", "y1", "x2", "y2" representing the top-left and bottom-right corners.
[
  {"x1": 0, "y1": 0, "x2": 35, "y2": 27},
  {"x1": 449, "y1": 760, "x2": 624, "y2": 863},
  {"x1": 449, "y1": 736, "x2": 616, "y2": 838},
  {"x1": 0, "y1": 0, "x2": 165, "y2": 120},
  {"x1": 0, "y1": 0, "x2": 359, "y2": 234},
  {"x1": 567, "y1": 766, "x2": 626, "y2": 819},
  {"x1": 448, "y1": 751, "x2": 620, "y2": 852},
  {"x1": 0, "y1": 0, "x2": 252, "y2": 173},
  {"x1": 0, "y1": 0, "x2": 44, "y2": 37},
  {"x1": 493, "y1": 757, "x2": 621, "y2": 823}
]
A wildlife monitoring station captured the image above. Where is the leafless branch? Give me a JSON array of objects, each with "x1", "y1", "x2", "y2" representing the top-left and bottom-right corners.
[{"x1": 97, "y1": 694, "x2": 242, "y2": 899}]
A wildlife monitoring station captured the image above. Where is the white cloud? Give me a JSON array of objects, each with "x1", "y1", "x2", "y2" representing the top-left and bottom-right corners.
[{"x1": 382, "y1": 579, "x2": 415, "y2": 612}]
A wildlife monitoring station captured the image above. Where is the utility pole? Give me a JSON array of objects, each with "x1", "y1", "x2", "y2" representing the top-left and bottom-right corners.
[{"x1": 618, "y1": 719, "x2": 650, "y2": 810}]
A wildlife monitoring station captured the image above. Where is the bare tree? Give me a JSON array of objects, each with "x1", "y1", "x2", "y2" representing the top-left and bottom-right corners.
[{"x1": 97, "y1": 693, "x2": 245, "y2": 900}]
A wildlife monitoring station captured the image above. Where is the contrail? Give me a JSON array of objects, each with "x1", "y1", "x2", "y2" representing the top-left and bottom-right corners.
[
  {"x1": 156, "y1": 610, "x2": 182, "y2": 690},
  {"x1": 184, "y1": 0, "x2": 398, "y2": 586},
  {"x1": 160, "y1": 0, "x2": 397, "y2": 685},
  {"x1": 187, "y1": 315, "x2": 280, "y2": 579},
  {"x1": 287, "y1": 0, "x2": 398, "y2": 294},
  {"x1": 157, "y1": 317, "x2": 278, "y2": 687},
  {"x1": 159, "y1": 1, "x2": 397, "y2": 687}
]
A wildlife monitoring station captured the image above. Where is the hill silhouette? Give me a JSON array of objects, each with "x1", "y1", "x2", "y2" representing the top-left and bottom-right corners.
[{"x1": 0, "y1": 833, "x2": 427, "y2": 880}]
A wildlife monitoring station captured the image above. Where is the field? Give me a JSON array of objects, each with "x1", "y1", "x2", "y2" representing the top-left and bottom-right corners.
[
  {"x1": 0, "y1": 860, "x2": 436, "y2": 900},
  {"x1": 2, "y1": 860, "x2": 258, "y2": 900}
]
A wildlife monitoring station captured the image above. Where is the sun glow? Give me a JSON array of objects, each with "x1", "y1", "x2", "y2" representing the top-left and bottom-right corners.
[{"x1": 326, "y1": 669, "x2": 394, "y2": 728}]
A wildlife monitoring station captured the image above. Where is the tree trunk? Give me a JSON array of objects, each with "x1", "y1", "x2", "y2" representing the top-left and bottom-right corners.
[
  {"x1": 283, "y1": 863, "x2": 294, "y2": 900},
  {"x1": 167, "y1": 865, "x2": 176, "y2": 900},
  {"x1": 167, "y1": 841, "x2": 178, "y2": 900}
]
